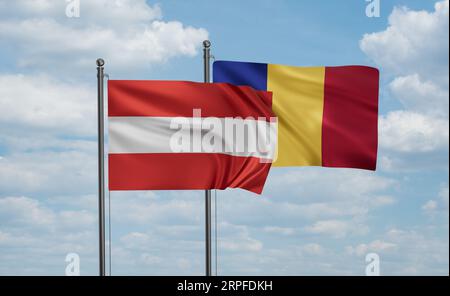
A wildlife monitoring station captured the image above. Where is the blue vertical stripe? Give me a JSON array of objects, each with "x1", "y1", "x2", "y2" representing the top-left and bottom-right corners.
[{"x1": 213, "y1": 61, "x2": 268, "y2": 91}]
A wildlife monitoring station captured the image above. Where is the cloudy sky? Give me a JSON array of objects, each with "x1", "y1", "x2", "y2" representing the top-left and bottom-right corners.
[{"x1": 0, "y1": 0, "x2": 448, "y2": 275}]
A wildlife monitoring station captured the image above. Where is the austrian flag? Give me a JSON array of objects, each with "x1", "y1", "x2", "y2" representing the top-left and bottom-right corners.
[{"x1": 108, "y1": 81, "x2": 277, "y2": 194}]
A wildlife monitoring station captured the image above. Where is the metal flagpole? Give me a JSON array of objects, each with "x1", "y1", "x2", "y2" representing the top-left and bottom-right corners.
[
  {"x1": 96, "y1": 58, "x2": 106, "y2": 276},
  {"x1": 203, "y1": 40, "x2": 212, "y2": 276}
]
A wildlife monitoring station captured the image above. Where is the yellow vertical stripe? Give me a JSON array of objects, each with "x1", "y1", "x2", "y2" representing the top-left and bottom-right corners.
[{"x1": 268, "y1": 64, "x2": 325, "y2": 167}]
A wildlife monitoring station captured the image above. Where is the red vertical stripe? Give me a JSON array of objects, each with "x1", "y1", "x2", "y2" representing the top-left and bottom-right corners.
[{"x1": 322, "y1": 66, "x2": 379, "y2": 170}]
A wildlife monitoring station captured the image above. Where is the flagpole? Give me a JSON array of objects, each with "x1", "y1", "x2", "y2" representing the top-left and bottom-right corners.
[
  {"x1": 96, "y1": 58, "x2": 106, "y2": 276},
  {"x1": 203, "y1": 40, "x2": 212, "y2": 277}
]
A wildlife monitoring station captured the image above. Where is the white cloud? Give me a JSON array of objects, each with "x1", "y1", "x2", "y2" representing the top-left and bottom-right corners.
[
  {"x1": 0, "y1": 0, "x2": 208, "y2": 73},
  {"x1": 422, "y1": 200, "x2": 438, "y2": 212},
  {"x1": 0, "y1": 230, "x2": 36, "y2": 247},
  {"x1": 0, "y1": 196, "x2": 55, "y2": 227},
  {"x1": 0, "y1": 74, "x2": 95, "y2": 136},
  {"x1": 422, "y1": 184, "x2": 449, "y2": 216},
  {"x1": 344, "y1": 227, "x2": 448, "y2": 275},
  {"x1": 301, "y1": 243, "x2": 325, "y2": 255},
  {"x1": 140, "y1": 253, "x2": 163, "y2": 265},
  {"x1": 0, "y1": 195, "x2": 99, "y2": 275},
  {"x1": 379, "y1": 111, "x2": 449, "y2": 153},
  {"x1": 439, "y1": 185, "x2": 449, "y2": 209},
  {"x1": 120, "y1": 232, "x2": 151, "y2": 248},
  {"x1": 203, "y1": 170, "x2": 396, "y2": 238},
  {"x1": 346, "y1": 240, "x2": 397, "y2": 257},
  {"x1": 110, "y1": 191, "x2": 202, "y2": 225},
  {"x1": 219, "y1": 222, "x2": 263, "y2": 252},
  {"x1": 304, "y1": 219, "x2": 368, "y2": 238},
  {"x1": 383, "y1": 228, "x2": 449, "y2": 275},
  {"x1": 360, "y1": 0, "x2": 449, "y2": 79},
  {"x1": 389, "y1": 74, "x2": 449, "y2": 117},
  {"x1": 361, "y1": 0, "x2": 449, "y2": 161},
  {"x1": 114, "y1": 227, "x2": 206, "y2": 275},
  {"x1": 221, "y1": 238, "x2": 263, "y2": 252},
  {"x1": 263, "y1": 226, "x2": 295, "y2": 236},
  {"x1": 0, "y1": 148, "x2": 96, "y2": 195},
  {"x1": 268, "y1": 169, "x2": 395, "y2": 201},
  {"x1": 0, "y1": 74, "x2": 99, "y2": 196},
  {"x1": 0, "y1": 196, "x2": 96, "y2": 230},
  {"x1": 0, "y1": 0, "x2": 162, "y2": 25},
  {"x1": 59, "y1": 210, "x2": 96, "y2": 228},
  {"x1": 208, "y1": 169, "x2": 396, "y2": 243},
  {"x1": 369, "y1": 195, "x2": 396, "y2": 208}
]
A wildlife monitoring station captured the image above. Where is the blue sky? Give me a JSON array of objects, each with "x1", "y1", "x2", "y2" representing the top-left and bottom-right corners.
[{"x1": 0, "y1": 0, "x2": 448, "y2": 275}]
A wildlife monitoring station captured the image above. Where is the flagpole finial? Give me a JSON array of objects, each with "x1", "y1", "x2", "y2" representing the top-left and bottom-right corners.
[
  {"x1": 96, "y1": 58, "x2": 105, "y2": 67},
  {"x1": 203, "y1": 40, "x2": 211, "y2": 48}
]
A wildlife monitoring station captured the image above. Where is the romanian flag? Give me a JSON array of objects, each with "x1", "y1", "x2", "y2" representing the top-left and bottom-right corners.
[{"x1": 213, "y1": 61, "x2": 379, "y2": 170}]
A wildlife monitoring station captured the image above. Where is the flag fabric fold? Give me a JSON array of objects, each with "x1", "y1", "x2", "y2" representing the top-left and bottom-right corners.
[
  {"x1": 213, "y1": 61, "x2": 379, "y2": 170},
  {"x1": 108, "y1": 80, "x2": 276, "y2": 194}
]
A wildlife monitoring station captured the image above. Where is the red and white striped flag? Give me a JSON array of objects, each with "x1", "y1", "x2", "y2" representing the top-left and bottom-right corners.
[{"x1": 108, "y1": 81, "x2": 277, "y2": 194}]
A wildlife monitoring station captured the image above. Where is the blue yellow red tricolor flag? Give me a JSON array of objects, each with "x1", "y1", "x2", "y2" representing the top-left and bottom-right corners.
[{"x1": 213, "y1": 61, "x2": 379, "y2": 170}]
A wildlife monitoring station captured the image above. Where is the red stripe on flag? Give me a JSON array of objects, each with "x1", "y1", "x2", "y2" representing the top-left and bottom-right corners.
[
  {"x1": 108, "y1": 80, "x2": 273, "y2": 119},
  {"x1": 322, "y1": 66, "x2": 379, "y2": 170},
  {"x1": 109, "y1": 153, "x2": 271, "y2": 194}
]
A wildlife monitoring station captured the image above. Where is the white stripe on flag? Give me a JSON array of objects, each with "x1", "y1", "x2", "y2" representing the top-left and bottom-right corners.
[{"x1": 109, "y1": 116, "x2": 277, "y2": 160}]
